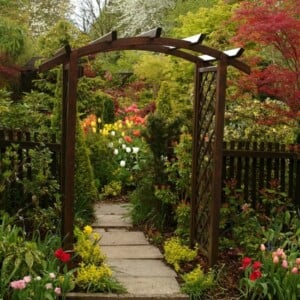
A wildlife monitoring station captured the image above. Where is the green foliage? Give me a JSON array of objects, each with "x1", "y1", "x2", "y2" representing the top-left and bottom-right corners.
[
  {"x1": 22, "y1": 147, "x2": 60, "y2": 207},
  {"x1": 74, "y1": 225, "x2": 125, "y2": 293},
  {"x1": 74, "y1": 120, "x2": 98, "y2": 221},
  {"x1": 85, "y1": 132, "x2": 117, "y2": 189},
  {"x1": 76, "y1": 263, "x2": 125, "y2": 293},
  {"x1": 224, "y1": 98, "x2": 297, "y2": 143},
  {"x1": 74, "y1": 226, "x2": 106, "y2": 265},
  {"x1": 37, "y1": 20, "x2": 90, "y2": 57},
  {"x1": 0, "y1": 145, "x2": 20, "y2": 213},
  {"x1": 172, "y1": 0, "x2": 238, "y2": 49},
  {"x1": 175, "y1": 201, "x2": 191, "y2": 241},
  {"x1": 0, "y1": 213, "x2": 49, "y2": 298},
  {"x1": 164, "y1": 237, "x2": 197, "y2": 272},
  {"x1": 0, "y1": 90, "x2": 54, "y2": 132},
  {"x1": 181, "y1": 265, "x2": 215, "y2": 299},
  {"x1": 77, "y1": 76, "x2": 107, "y2": 118},
  {"x1": 156, "y1": 81, "x2": 173, "y2": 118},
  {"x1": 133, "y1": 54, "x2": 173, "y2": 96},
  {"x1": 0, "y1": 17, "x2": 26, "y2": 58},
  {"x1": 220, "y1": 179, "x2": 300, "y2": 257},
  {"x1": 165, "y1": 132, "x2": 192, "y2": 202},
  {"x1": 103, "y1": 180, "x2": 122, "y2": 197},
  {"x1": 102, "y1": 97, "x2": 115, "y2": 124}
]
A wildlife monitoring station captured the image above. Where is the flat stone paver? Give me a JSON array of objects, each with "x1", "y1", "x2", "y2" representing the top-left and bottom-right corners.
[
  {"x1": 90, "y1": 202, "x2": 187, "y2": 299},
  {"x1": 101, "y1": 245, "x2": 163, "y2": 259},
  {"x1": 94, "y1": 203, "x2": 130, "y2": 215},
  {"x1": 94, "y1": 214, "x2": 132, "y2": 228},
  {"x1": 115, "y1": 277, "x2": 182, "y2": 295},
  {"x1": 107, "y1": 259, "x2": 177, "y2": 277},
  {"x1": 98, "y1": 231, "x2": 149, "y2": 246}
]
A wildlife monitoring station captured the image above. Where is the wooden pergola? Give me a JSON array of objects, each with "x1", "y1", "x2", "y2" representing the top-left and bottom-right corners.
[{"x1": 39, "y1": 28, "x2": 250, "y2": 266}]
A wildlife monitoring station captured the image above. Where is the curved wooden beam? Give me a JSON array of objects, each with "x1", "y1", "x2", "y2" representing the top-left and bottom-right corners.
[{"x1": 76, "y1": 37, "x2": 249, "y2": 74}]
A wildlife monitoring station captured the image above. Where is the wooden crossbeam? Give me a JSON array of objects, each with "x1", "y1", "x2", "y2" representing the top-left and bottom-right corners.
[
  {"x1": 223, "y1": 48, "x2": 244, "y2": 58},
  {"x1": 53, "y1": 44, "x2": 71, "y2": 58},
  {"x1": 39, "y1": 44, "x2": 71, "y2": 72},
  {"x1": 199, "y1": 47, "x2": 244, "y2": 61},
  {"x1": 137, "y1": 27, "x2": 162, "y2": 38},
  {"x1": 88, "y1": 31, "x2": 117, "y2": 45},
  {"x1": 198, "y1": 48, "x2": 250, "y2": 74}
]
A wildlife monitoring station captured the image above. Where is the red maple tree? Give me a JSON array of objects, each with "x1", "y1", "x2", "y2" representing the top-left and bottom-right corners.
[{"x1": 231, "y1": 0, "x2": 300, "y2": 115}]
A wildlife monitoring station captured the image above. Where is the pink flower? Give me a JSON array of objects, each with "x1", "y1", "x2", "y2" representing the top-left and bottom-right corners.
[
  {"x1": 23, "y1": 276, "x2": 31, "y2": 283},
  {"x1": 260, "y1": 244, "x2": 266, "y2": 251},
  {"x1": 273, "y1": 255, "x2": 279, "y2": 264},
  {"x1": 276, "y1": 248, "x2": 284, "y2": 257},
  {"x1": 296, "y1": 258, "x2": 300, "y2": 265},
  {"x1": 10, "y1": 280, "x2": 26, "y2": 290},
  {"x1": 292, "y1": 267, "x2": 298, "y2": 274},
  {"x1": 45, "y1": 283, "x2": 53, "y2": 289},
  {"x1": 282, "y1": 259, "x2": 288, "y2": 268},
  {"x1": 54, "y1": 287, "x2": 61, "y2": 295}
]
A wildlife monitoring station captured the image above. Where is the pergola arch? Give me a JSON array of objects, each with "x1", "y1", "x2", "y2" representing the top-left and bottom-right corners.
[{"x1": 39, "y1": 28, "x2": 250, "y2": 266}]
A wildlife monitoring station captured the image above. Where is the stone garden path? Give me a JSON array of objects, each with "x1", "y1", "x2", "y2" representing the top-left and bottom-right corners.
[{"x1": 91, "y1": 201, "x2": 188, "y2": 299}]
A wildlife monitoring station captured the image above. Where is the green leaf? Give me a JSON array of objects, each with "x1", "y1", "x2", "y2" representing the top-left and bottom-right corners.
[{"x1": 25, "y1": 251, "x2": 34, "y2": 269}]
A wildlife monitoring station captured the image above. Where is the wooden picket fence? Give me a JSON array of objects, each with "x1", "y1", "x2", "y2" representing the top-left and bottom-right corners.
[
  {"x1": 1, "y1": 128, "x2": 300, "y2": 208},
  {"x1": 0, "y1": 128, "x2": 61, "y2": 198},
  {"x1": 223, "y1": 141, "x2": 300, "y2": 205}
]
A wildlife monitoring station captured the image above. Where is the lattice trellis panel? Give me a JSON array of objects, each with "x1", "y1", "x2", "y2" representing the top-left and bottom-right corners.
[{"x1": 191, "y1": 66, "x2": 217, "y2": 257}]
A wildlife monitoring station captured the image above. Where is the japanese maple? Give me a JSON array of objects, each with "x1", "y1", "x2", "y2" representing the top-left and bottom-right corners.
[{"x1": 232, "y1": 0, "x2": 300, "y2": 113}]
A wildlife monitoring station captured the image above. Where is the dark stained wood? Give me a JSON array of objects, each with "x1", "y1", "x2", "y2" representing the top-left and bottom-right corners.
[
  {"x1": 62, "y1": 50, "x2": 78, "y2": 252},
  {"x1": 190, "y1": 62, "x2": 202, "y2": 248},
  {"x1": 222, "y1": 141, "x2": 300, "y2": 204},
  {"x1": 39, "y1": 44, "x2": 71, "y2": 72},
  {"x1": 209, "y1": 54, "x2": 227, "y2": 266}
]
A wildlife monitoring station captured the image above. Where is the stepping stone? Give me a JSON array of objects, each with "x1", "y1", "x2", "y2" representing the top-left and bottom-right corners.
[
  {"x1": 98, "y1": 231, "x2": 149, "y2": 246},
  {"x1": 101, "y1": 245, "x2": 163, "y2": 259},
  {"x1": 107, "y1": 259, "x2": 177, "y2": 277},
  {"x1": 94, "y1": 203, "x2": 130, "y2": 215},
  {"x1": 115, "y1": 276, "x2": 182, "y2": 295},
  {"x1": 93, "y1": 214, "x2": 132, "y2": 228}
]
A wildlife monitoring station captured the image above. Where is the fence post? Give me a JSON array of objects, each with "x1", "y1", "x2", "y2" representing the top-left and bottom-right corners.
[{"x1": 295, "y1": 152, "x2": 300, "y2": 207}]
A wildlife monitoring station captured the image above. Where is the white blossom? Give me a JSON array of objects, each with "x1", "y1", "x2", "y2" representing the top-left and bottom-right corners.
[{"x1": 132, "y1": 147, "x2": 140, "y2": 153}]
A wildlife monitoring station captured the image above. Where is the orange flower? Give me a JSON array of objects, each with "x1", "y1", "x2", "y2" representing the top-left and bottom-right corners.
[
  {"x1": 133, "y1": 129, "x2": 141, "y2": 137},
  {"x1": 124, "y1": 136, "x2": 133, "y2": 143}
]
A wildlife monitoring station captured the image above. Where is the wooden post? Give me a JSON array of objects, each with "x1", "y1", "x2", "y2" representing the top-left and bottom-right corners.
[
  {"x1": 62, "y1": 50, "x2": 78, "y2": 253},
  {"x1": 209, "y1": 54, "x2": 227, "y2": 266},
  {"x1": 190, "y1": 62, "x2": 202, "y2": 247}
]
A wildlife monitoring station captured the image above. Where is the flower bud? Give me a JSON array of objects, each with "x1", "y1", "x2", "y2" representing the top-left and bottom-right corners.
[
  {"x1": 292, "y1": 267, "x2": 298, "y2": 274},
  {"x1": 273, "y1": 256, "x2": 279, "y2": 264},
  {"x1": 282, "y1": 259, "x2": 288, "y2": 268},
  {"x1": 260, "y1": 244, "x2": 266, "y2": 252}
]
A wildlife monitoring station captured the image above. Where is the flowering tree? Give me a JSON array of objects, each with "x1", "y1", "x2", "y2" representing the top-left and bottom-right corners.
[
  {"x1": 107, "y1": 0, "x2": 176, "y2": 36},
  {"x1": 232, "y1": 0, "x2": 300, "y2": 114}
]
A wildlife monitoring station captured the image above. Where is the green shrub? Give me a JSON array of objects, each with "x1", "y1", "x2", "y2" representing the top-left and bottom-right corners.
[
  {"x1": 74, "y1": 120, "x2": 98, "y2": 221},
  {"x1": 164, "y1": 237, "x2": 197, "y2": 272},
  {"x1": 181, "y1": 265, "x2": 215, "y2": 299}
]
